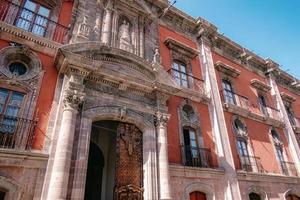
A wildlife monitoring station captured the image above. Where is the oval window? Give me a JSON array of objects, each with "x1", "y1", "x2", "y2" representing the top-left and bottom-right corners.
[{"x1": 9, "y1": 62, "x2": 27, "y2": 76}]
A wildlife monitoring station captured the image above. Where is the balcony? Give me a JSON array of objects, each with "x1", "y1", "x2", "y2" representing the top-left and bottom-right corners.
[
  {"x1": 220, "y1": 89, "x2": 282, "y2": 123},
  {"x1": 281, "y1": 161, "x2": 298, "y2": 177},
  {"x1": 239, "y1": 155, "x2": 264, "y2": 173},
  {"x1": 168, "y1": 68, "x2": 205, "y2": 94},
  {"x1": 0, "y1": 114, "x2": 37, "y2": 150},
  {"x1": 0, "y1": 0, "x2": 69, "y2": 44},
  {"x1": 181, "y1": 145, "x2": 214, "y2": 168}
]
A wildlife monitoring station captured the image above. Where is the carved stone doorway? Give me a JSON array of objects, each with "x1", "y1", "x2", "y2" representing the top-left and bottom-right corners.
[{"x1": 84, "y1": 120, "x2": 143, "y2": 200}]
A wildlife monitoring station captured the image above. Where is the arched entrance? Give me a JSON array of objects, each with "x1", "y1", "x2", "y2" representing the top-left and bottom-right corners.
[
  {"x1": 84, "y1": 120, "x2": 143, "y2": 200},
  {"x1": 287, "y1": 194, "x2": 300, "y2": 200},
  {"x1": 0, "y1": 189, "x2": 6, "y2": 200},
  {"x1": 190, "y1": 191, "x2": 207, "y2": 200}
]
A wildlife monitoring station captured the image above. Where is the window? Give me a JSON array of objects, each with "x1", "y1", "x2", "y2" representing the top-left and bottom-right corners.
[
  {"x1": 222, "y1": 80, "x2": 235, "y2": 104},
  {"x1": 287, "y1": 194, "x2": 300, "y2": 200},
  {"x1": 8, "y1": 62, "x2": 27, "y2": 76},
  {"x1": 0, "y1": 88, "x2": 24, "y2": 134},
  {"x1": 237, "y1": 138, "x2": 251, "y2": 170},
  {"x1": 271, "y1": 130, "x2": 287, "y2": 175},
  {"x1": 183, "y1": 127, "x2": 198, "y2": 162},
  {"x1": 172, "y1": 61, "x2": 189, "y2": 87},
  {"x1": 0, "y1": 190, "x2": 5, "y2": 200},
  {"x1": 258, "y1": 94, "x2": 267, "y2": 115},
  {"x1": 249, "y1": 193, "x2": 261, "y2": 200},
  {"x1": 15, "y1": 0, "x2": 50, "y2": 36},
  {"x1": 234, "y1": 119, "x2": 246, "y2": 136},
  {"x1": 285, "y1": 104, "x2": 296, "y2": 126}
]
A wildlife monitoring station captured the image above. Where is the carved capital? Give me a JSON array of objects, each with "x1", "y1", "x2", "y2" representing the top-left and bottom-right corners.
[
  {"x1": 63, "y1": 89, "x2": 85, "y2": 110},
  {"x1": 155, "y1": 112, "x2": 170, "y2": 128}
]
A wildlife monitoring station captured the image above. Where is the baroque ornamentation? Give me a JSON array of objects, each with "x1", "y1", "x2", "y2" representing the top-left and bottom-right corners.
[
  {"x1": 155, "y1": 111, "x2": 170, "y2": 128},
  {"x1": 118, "y1": 19, "x2": 134, "y2": 53},
  {"x1": 63, "y1": 89, "x2": 85, "y2": 110},
  {"x1": 78, "y1": 16, "x2": 91, "y2": 38}
]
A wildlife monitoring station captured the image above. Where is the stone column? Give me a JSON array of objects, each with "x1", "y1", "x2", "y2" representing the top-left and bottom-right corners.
[
  {"x1": 267, "y1": 68, "x2": 300, "y2": 175},
  {"x1": 198, "y1": 36, "x2": 242, "y2": 200},
  {"x1": 101, "y1": 6, "x2": 113, "y2": 45},
  {"x1": 155, "y1": 111, "x2": 172, "y2": 200},
  {"x1": 46, "y1": 69, "x2": 86, "y2": 200}
]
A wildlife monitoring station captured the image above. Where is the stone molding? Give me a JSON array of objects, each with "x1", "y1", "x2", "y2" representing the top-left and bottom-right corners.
[
  {"x1": 281, "y1": 92, "x2": 296, "y2": 103},
  {"x1": 164, "y1": 37, "x2": 198, "y2": 59},
  {"x1": 0, "y1": 176, "x2": 22, "y2": 200},
  {"x1": 63, "y1": 89, "x2": 85, "y2": 110},
  {"x1": 215, "y1": 61, "x2": 241, "y2": 78},
  {"x1": 246, "y1": 185, "x2": 268, "y2": 200},
  {"x1": 0, "y1": 21, "x2": 59, "y2": 56},
  {"x1": 250, "y1": 79, "x2": 271, "y2": 92}
]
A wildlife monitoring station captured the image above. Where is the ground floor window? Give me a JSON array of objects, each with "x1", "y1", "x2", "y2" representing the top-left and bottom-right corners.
[
  {"x1": 287, "y1": 194, "x2": 300, "y2": 200},
  {"x1": 190, "y1": 191, "x2": 206, "y2": 200},
  {"x1": 249, "y1": 192, "x2": 261, "y2": 200},
  {"x1": 0, "y1": 190, "x2": 6, "y2": 200}
]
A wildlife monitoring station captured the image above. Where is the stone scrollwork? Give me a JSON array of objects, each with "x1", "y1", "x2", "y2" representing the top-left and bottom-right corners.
[
  {"x1": 63, "y1": 89, "x2": 86, "y2": 110},
  {"x1": 155, "y1": 111, "x2": 170, "y2": 128}
]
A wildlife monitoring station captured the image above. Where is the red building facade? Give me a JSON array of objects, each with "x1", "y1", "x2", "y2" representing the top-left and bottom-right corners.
[{"x1": 0, "y1": 0, "x2": 299, "y2": 200}]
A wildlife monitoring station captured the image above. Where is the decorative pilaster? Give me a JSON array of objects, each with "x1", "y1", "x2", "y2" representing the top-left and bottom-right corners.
[
  {"x1": 101, "y1": 3, "x2": 113, "y2": 45},
  {"x1": 46, "y1": 69, "x2": 86, "y2": 200},
  {"x1": 267, "y1": 67, "x2": 300, "y2": 175},
  {"x1": 198, "y1": 35, "x2": 242, "y2": 200},
  {"x1": 155, "y1": 111, "x2": 172, "y2": 200}
]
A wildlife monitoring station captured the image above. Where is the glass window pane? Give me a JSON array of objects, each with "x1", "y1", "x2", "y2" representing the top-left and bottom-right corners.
[
  {"x1": 180, "y1": 64, "x2": 187, "y2": 73},
  {"x1": 24, "y1": 0, "x2": 37, "y2": 11},
  {"x1": 182, "y1": 80, "x2": 188, "y2": 87},
  {"x1": 38, "y1": 6, "x2": 50, "y2": 17},
  {"x1": 172, "y1": 63, "x2": 179, "y2": 70},
  {"x1": 0, "y1": 89, "x2": 9, "y2": 113}
]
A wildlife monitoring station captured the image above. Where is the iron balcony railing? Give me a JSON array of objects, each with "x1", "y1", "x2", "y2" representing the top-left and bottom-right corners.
[
  {"x1": 220, "y1": 89, "x2": 281, "y2": 121},
  {"x1": 281, "y1": 161, "x2": 298, "y2": 177},
  {"x1": 181, "y1": 145, "x2": 213, "y2": 168},
  {"x1": 0, "y1": 0, "x2": 69, "y2": 44},
  {"x1": 168, "y1": 68, "x2": 205, "y2": 94},
  {"x1": 0, "y1": 114, "x2": 37, "y2": 150},
  {"x1": 239, "y1": 155, "x2": 264, "y2": 173}
]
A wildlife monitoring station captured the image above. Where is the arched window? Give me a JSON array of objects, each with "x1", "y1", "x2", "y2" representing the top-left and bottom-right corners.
[
  {"x1": 190, "y1": 191, "x2": 207, "y2": 200},
  {"x1": 8, "y1": 62, "x2": 27, "y2": 76},
  {"x1": 172, "y1": 60, "x2": 189, "y2": 87},
  {"x1": 222, "y1": 79, "x2": 235, "y2": 104},
  {"x1": 249, "y1": 192, "x2": 261, "y2": 200}
]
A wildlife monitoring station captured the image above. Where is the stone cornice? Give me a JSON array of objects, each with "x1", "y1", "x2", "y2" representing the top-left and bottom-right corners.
[
  {"x1": 164, "y1": 37, "x2": 198, "y2": 58},
  {"x1": 0, "y1": 21, "x2": 60, "y2": 57},
  {"x1": 215, "y1": 61, "x2": 241, "y2": 78},
  {"x1": 250, "y1": 79, "x2": 271, "y2": 92},
  {"x1": 237, "y1": 170, "x2": 300, "y2": 184},
  {"x1": 281, "y1": 92, "x2": 296, "y2": 103}
]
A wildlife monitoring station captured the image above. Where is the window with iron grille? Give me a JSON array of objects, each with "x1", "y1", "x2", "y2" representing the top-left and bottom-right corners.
[
  {"x1": 15, "y1": 0, "x2": 51, "y2": 36},
  {"x1": 222, "y1": 79, "x2": 235, "y2": 104},
  {"x1": 172, "y1": 60, "x2": 189, "y2": 88}
]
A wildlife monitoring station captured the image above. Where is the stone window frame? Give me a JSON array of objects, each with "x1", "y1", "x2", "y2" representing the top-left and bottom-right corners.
[
  {"x1": 246, "y1": 185, "x2": 268, "y2": 200},
  {"x1": 232, "y1": 116, "x2": 258, "y2": 172},
  {"x1": 0, "y1": 45, "x2": 44, "y2": 121},
  {"x1": 184, "y1": 182, "x2": 215, "y2": 200},
  {"x1": 268, "y1": 127, "x2": 290, "y2": 175},
  {"x1": 164, "y1": 37, "x2": 199, "y2": 90},
  {"x1": 178, "y1": 99, "x2": 204, "y2": 162}
]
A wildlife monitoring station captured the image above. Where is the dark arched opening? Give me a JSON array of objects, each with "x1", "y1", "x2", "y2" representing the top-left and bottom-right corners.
[
  {"x1": 249, "y1": 192, "x2": 261, "y2": 200},
  {"x1": 0, "y1": 189, "x2": 6, "y2": 200},
  {"x1": 84, "y1": 141, "x2": 105, "y2": 200},
  {"x1": 190, "y1": 191, "x2": 206, "y2": 200}
]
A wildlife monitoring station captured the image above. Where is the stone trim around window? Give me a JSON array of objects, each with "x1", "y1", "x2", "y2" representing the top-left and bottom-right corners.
[
  {"x1": 280, "y1": 92, "x2": 296, "y2": 103},
  {"x1": 215, "y1": 61, "x2": 241, "y2": 78},
  {"x1": 164, "y1": 37, "x2": 198, "y2": 59},
  {"x1": 250, "y1": 79, "x2": 271, "y2": 92}
]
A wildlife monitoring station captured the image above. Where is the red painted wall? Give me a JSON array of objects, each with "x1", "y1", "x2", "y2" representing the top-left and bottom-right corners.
[
  {"x1": 159, "y1": 25, "x2": 217, "y2": 166},
  {"x1": 213, "y1": 51, "x2": 293, "y2": 172}
]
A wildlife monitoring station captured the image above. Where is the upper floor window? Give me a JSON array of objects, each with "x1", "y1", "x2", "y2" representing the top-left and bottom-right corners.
[
  {"x1": 222, "y1": 79, "x2": 235, "y2": 104},
  {"x1": 172, "y1": 60, "x2": 189, "y2": 87},
  {"x1": 258, "y1": 94, "x2": 267, "y2": 115},
  {"x1": 285, "y1": 104, "x2": 296, "y2": 126},
  {"x1": 9, "y1": 62, "x2": 28, "y2": 77},
  {"x1": 15, "y1": 0, "x2": 50, "y2": 36}
]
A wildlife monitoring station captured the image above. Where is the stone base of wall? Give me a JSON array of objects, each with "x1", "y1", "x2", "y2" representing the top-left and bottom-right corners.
[{"x1": 0, "y1": 149, "x2": 48, "y2": 200}]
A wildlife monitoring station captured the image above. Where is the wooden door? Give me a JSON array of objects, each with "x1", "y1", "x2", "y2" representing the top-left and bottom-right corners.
[{"x1": 190, "y1": 192, "x2": 206, "y2": 200}]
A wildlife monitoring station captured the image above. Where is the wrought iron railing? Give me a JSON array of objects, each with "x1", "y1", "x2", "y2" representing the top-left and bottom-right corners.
[
  {"x1": 221, "y1": 89, "x2": 249, "y2": 109},
  {"x1": 168, "y1": 69, "x2": 205, "y2": 94},
  {"x1": 239, "y1": 155, "x2": 264, "y2": 173},
  {"x1": 281, "y1": 161, "x2": 298, "y2": 176},
  {"x1": 0, "y1": 0, "x2": 69, "y2": 43},
  {"x1": 220, "y1": 89, "x2": 281, "y2": 121},
  {"x1": 0, "y1": 114, "x2": 37, "y2": 150},
  {"x1": 181, "y1": 145, "x2": 213, "y2": 168}
]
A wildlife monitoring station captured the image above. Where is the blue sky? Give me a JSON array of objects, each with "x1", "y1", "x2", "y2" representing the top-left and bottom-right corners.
[{"x1": 175, "y1": 0, "x2": 300, "y2": 79}]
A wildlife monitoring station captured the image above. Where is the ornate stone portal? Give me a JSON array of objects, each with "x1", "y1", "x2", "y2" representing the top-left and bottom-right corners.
[{"x1": 115, "y1": 123, "x2": 143, "y2": 200}]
